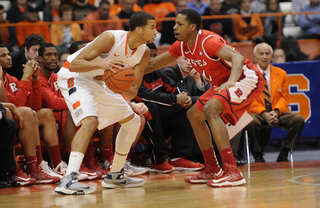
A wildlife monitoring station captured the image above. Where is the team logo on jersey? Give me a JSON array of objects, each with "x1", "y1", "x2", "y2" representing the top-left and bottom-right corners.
[
  {"x1": 114, "y1": 53, "x2": 120, "y2": 57},
  {"x1": 235, "y1": 88, "x2": 243, "y2": 98}
]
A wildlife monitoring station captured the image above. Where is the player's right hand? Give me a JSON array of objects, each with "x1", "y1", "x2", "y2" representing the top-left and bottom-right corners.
[
  {"x1": 102, "y1": 59, "x2": 126, "y2": 73},
  {"x1": 176, "y1": 92, "x2": 189, "y2": 106}
]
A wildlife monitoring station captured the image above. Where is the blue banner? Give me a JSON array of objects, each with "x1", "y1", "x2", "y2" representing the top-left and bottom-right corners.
[{"x1": 270, "y1": 60, "x2": 320, "y2": 138}]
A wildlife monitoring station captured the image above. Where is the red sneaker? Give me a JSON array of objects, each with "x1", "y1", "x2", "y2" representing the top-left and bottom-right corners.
[
  {"x1": 169, "y1": 158, "x2": 204, "y2": 171},
  {"x1": 10, "y1": 164, "x2": 36, "y2": 186},
  {"x1": 184, "y1": 165, "x2": 222, "y2": 184},
  {"x1": 85, "y1": 158, "x2": 109, "y2": 178},
  {"x1": 79, "y1": 163, "x2": 102, "y2": 180},
  {"x1": 26, "y1": 162, "x2": 60, "y2": 184},
  {"x1": 206, "y1": 163, "x2": 246, "y2": 187},
  {"x1": 150, "y1": 161, "x2": 175, "y2": 174}
]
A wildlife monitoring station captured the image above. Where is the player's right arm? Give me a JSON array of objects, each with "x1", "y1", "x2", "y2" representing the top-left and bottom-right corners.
[
  {"x1": 69, "y1": 32, "x2": 125, "y2": 73},
  {"x1": 144, "y1": 52, "x2": 177, "y2": 75}
]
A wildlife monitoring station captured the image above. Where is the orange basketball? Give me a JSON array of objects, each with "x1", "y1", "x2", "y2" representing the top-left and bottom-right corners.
[{"x1": 103, "y1": 64, "x2": 135, "y2": 93}]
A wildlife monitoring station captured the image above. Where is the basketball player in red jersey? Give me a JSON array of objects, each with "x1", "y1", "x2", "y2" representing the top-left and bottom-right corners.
[
  {"x1": 54, "y1": 11, "x2": 158, "y2": 195},
  {"x1": 145, "y1": 9, "x2": 264, "y2": 187}
]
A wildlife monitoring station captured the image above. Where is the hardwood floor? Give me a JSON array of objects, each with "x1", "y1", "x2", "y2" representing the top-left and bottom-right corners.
[{"x1": 1, "y1": 161, "x2": 320, "y2": 208}]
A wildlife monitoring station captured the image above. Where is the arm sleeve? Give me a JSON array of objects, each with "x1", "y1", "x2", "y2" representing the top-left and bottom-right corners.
[
  {"x1": 168, "y1": 41, "x2": 183, "y2": 58},
  {"x1": 41, "y1": 83, "x2": 68, "y2": 110},
  {"x1": 25, "y1": 80, "x2": 42, "y2": 110},
  {"x1": 6, "y1": 79, "x2": 30, "y2": 107},
  {"x1": 273, "y1": 71, "x2": 289, "y2": 115}
]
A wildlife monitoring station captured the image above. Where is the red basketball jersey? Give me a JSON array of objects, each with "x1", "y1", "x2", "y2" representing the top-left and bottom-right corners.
[{"x1": 168, "y1": 30, "x2": 256, "y2": 87}]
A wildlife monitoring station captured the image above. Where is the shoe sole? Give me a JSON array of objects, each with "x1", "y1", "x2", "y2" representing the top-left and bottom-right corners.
[
  {"x1": 174, "y1": 167, "x2": 204, "y2": 172},
  {"x1": 149, "y1": 168, "x2": 175, "y2": 174},
  {"x1": 55, "y1": 186, "x2": 97, "y2": 195},
  {"x1": 131, "y1": 169, "x2": 149, "y2": 176},
  {"x1": 206, "y1": 178, "x2": 246, "y2": 187},
  {"x1": 101, "y1": 180, "x2": 145, "y2": 189},
  {"x1": 185, "y1": 178, "x2": 209, "y2": 184}
]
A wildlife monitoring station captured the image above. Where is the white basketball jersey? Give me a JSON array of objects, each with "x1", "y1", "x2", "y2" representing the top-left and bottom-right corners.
[{"x1": 65, "y1": 30, "x2": 146, "y2": 79}]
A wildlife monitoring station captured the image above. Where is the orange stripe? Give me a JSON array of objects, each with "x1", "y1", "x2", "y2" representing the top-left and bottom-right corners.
[
  {"x1": 72, "y1": 101, "x2": 80, "y2": 110},
  {"x1": 63, "y1": 61, "x2": 70, "y2": 69}
]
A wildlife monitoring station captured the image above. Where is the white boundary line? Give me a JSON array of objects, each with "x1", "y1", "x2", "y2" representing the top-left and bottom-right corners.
[{"x1": 289, "y1": 173, "x2": 320, "y2": 186}]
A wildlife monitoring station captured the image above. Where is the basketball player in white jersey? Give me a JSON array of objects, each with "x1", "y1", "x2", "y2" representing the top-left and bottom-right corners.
[
  {"x1": 54, "y1": 11, "x2": 157, "y2": 195},
  {"x1": 145, "y1": 9, "x2": 264, "y2": 188}
]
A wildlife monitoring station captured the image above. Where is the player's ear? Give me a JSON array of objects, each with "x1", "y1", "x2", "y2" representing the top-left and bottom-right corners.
[
  {"x1": 38, "y1": 56, "x2": 42, "y2": 63},
  {"x1": 136, "y1": 26, "x2": 142, "y2": 35},
  {"x1": 190, "y1": 24, "x2": 196, "y2": 31}
]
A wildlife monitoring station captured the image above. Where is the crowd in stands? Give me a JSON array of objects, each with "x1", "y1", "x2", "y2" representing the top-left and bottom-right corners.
[{"x1": 0, "y1": 0, "x2": 316, "y2": 188}]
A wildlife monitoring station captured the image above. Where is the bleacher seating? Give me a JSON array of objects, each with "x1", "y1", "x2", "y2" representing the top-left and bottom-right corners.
[{"x1": 279, "y1": 1, "x2": 304, "y2": 38}]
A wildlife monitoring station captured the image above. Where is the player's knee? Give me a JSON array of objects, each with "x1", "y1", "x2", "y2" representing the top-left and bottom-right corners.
[
  {"x1": 81, "y1": 116, "x2": 99, "y2": 132},
  {"x1": 294, "y1": 114, "x2": 305, "y2": 126},
  {"x1": 121, "y1": 114, "x2": 140, "y2": 142}
]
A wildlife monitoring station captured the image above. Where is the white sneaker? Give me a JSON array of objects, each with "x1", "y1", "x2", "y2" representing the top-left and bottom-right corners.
[
  {"x1": 53, "y1": 161, "x2": 68, "y2": 176},
  {"x1": 102, "y1": 168, "x2": 144, "y2": 189},
  {"x1": 39, "y1": 160, "x2": 63, "y2": 180},
  {"x1": 55, "y1": 172, "x2": 96, "y2": 195},
  {"x1": 102, "y1": 159, "x2": 133, "y2": 177},
  {"x1": 124, "y1": 161, "x2": 149, "y2": 176}
]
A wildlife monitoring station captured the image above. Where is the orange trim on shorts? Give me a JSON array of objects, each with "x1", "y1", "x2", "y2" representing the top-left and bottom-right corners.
[
  {"x1": 63, "y1": 61, "x2": 70, "y2": 69},
  {"x1": 72, "y1": 101, "x2": 81, "y2": 110}
]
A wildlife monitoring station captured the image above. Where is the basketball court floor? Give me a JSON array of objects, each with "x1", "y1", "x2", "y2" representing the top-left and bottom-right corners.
[{"x1": 1, "y1": 161, "x2": 320, "y2": 208}]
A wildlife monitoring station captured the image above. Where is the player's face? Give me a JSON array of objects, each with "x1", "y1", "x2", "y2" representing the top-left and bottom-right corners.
[
  {"x1": 173, "y1": 14, "x2": 195, "y2": 43},
  {"x1": 25, "y1": 44, "x2": 40, "y2": 61},
  {"x1": 98, "y1": 4, "x2": 110, "y2": 20},
  {"x1": 40, "y1": 47, "x2": 58, "y2": 71},
  {"x1": 209, "y1": 0, "x2": 222, "y2": 14},
  {"x1": 142, "y1": 19, "x2": 158, "y2": 44},
  {"x1": 61, "y1": 10, "x2": 73, "y2": 21},
  {"x1": 255, "y1": 45, "x2": 272, "y2": 70},
  {"x1": 149, "y1": 49, "x2": 157, "y2": 60},
  {"x1": 0, "y1": 47, "x2": 12, "y2": 69}
]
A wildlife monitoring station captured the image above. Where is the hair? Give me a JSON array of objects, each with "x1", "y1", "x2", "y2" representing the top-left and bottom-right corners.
[
  {"x1": 265, "y1": 0, "x2": 281, "y2": 12},
  {"x1": 178, "y1": 9, "x2": 201, "y2": 30},
  {"x1": 0, "y1": 5, "x2": 4, "y2": 10},
  {"x1": 22, "y1": 33, "x2": 46, "y2": 51},
  {"x1": 70, "y1": 40, "x2": 88, "y2": 54},
  {"x1": 99, "y1": 0, "x2": 110, "y2": 7},
  {"x1": 0, "y1": 43, "x2": 6, "y2": 48},
  {"x1": 58, "y1": 4, "x2": 73, "y2": 18},
  {"x1": 38, "y1": 43, "x2": 56, "y2": 57},
  {"x1": 59, "y1": 52, "x2": 70, "y2": 60},
  {"x1": 146, "y1": 42, "x2": 157, "y2": 50},
  {"x1": 129, "y1": 11, "x2": 155, "y2": 32},
  {"x1": 253, "y1": 43, "x2": 273, "y2": 56}
]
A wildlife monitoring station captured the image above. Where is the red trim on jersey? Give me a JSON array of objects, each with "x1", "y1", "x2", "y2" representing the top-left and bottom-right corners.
[{"x1": 63, "y1": 61, "x2": 70, "y2": 69}]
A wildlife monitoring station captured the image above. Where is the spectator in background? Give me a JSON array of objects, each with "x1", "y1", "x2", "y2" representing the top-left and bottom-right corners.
[
  {"x1": 43, "y1": 0, "x2": 61, "y2": 22},
  {"x1": 298, "y1": 0, "x2": 320, "y2": 39},
  {"x1": 203, "y1": 0, "x2": 234, "y2": 43},
  {"x1": 292, "y1": 0, "x2": 309, "y2": 26},
  {"x1": 222, "y1": 0, "x2": 239, "y2": 14},
  {"x1": 187, "y1": 0, "x2": 208, "y2": 15},
  {"x1": 143, "y1": 0, "x2": 176, "y2": 31},
  {"x1": 8, "y1": 33, "x2": 46, "y2": 81},
  {"x1": 15, "y1": 2, "x2": 51, "y2": 47},
  {"x1": 272, "y1": 47, "x2": 286, "y2": 63},
  {"x1": 82, "y1": 0, "x2": 123, "y2": 42},
  {"x1": 0, "y1": 5, "x2": 17, "y2": 52},
  {"x1": 58, "y1": 52, "x2": 70, "y2": 68},
  {"x1": 6, "y1": 0, "x2": 27, "y2": 24},
  {"x1": 251, "y1": 0, "x2": 266, "y2": 14},
  {"x1": 117, "y1": 0, "x2": 139, "y2": 31},
  {"x1": 246, "y1": 43, "x2": 305, "y2": 162},
  {"x1": 160, "y1": 0, "x2": 187, "y2": 45},
  {"x1": 50, "y1": 4, "x2": 82, "y2": 48},
  {"x1": 263, "y1": 0, "x2": 284, "y2": 40},
  {"x1": 232, "y1": 0, "x2": 264, "y2": 42},
  {"x1": 110, "y1": 0, "x2": 142, "y2": 16},
  {"x1": 72, "y1": 0, "x2": 96, "y2": 27}
]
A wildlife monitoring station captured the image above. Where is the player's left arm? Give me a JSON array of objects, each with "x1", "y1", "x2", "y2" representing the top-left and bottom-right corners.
[
  {"x1": 215, "y1": 45, "x2": 245, "y2": 93},
  {"x1": 122, "y1": 48, "x2": 151, "y2": 99}
]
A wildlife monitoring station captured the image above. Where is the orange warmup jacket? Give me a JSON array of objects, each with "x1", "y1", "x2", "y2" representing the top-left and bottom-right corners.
[{"x1": 247, "y1": 64, "x2": 290, "y2": 115}]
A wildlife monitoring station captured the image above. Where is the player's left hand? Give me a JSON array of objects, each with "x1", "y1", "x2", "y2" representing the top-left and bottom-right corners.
[
  {"x1": 131, "y1": 102, "x2": 148, "y2": 115},
  {"x1": 214, "y1": 81, "x2": 236, "y2": 93}
]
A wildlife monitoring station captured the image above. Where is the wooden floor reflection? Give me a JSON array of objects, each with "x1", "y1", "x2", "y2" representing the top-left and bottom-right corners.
[{"x1": 1, "y1": 161, "x2": 320, "y2": 208}]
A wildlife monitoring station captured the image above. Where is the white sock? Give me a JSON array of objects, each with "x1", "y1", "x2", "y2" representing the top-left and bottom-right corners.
[{"x1": 66, "y1": 151, "x2": 84, "y2": 175}]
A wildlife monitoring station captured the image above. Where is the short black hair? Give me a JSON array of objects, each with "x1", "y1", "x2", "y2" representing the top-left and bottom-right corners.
[
  {"x1": 99, "y1": 0, "x2": 110, "y2": 7},
  {"x1": 38, "y1": 43, "x2": 56, "y2": 57},
  {"x1": 0, "y1": 5, "x2": 4, "y2": 10},
  {"x1": 178, "y1": 9, "x2": 201, "y2": 31},
  {"x1": 0, "y1": 43, "x2": 6, "y2": 48},
  {"x1": 22, "y1": 33, "x2": 46, "y2": 51},
  {"x1": 70, "y1": 40, "x2": 88, "y2": 54},
  {"x1": 129, "y1": 11, "x2": 155, "y2": 32}
]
